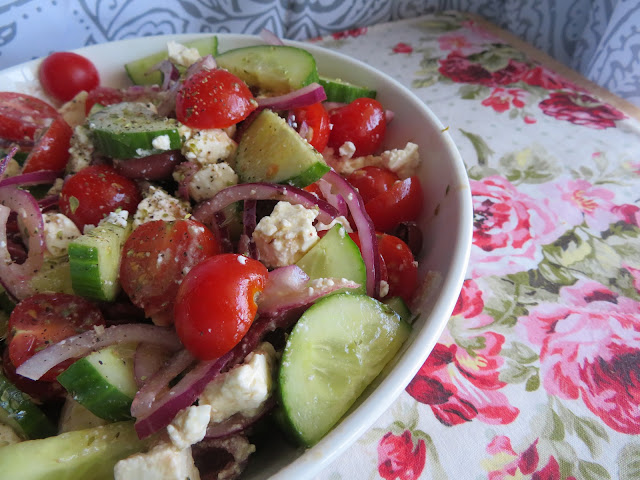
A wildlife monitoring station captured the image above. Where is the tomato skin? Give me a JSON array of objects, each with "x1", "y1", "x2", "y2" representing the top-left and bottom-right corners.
[
  {"x1": 346, "y1": 166, "x2": 399, "y2": 204},
  {"x1": 59, "y1": 165, "x2": 142, "y2": 230},
  {"x1": 39, "y1": 52, "x2": 100, "y2": 103},
  {"x1": 174, "y1": 254, "x2": 268, "y2": 360},
  {"x1": 176, "y1": 69, "x2": 257, "y2": 129},
  {"x1": 0, "y1": 92, "x2": 59, "y2": 143},
  {"x1": 21, "y1": 117, "x2": 72, "y2": 173},
  {"x1": 119, "y1": 219, "x2": 221, "y2": 324},
  {"x1": 327, "y1": 98, "x2": 386, "y2": 156},
  {"x1": 365, "y1": 176, "x2": 423, "y2": 233},
  {"x1": 377, "y1": 233, "x2": 418, "y2": 303},
  {"x1": 289, "y1": 102, "x2": 330, "y2": 152},
  {"x1": 7, "y1": 293, "x2": 106, "y2": 381},
  {"x1": 85, "y1": 86, "x2": 125, "y2": 114}
]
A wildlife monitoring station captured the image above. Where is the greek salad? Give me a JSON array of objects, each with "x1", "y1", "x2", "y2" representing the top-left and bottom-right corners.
[{"x1": 0, "y1": 33, "x2": 426, "y2": 479}]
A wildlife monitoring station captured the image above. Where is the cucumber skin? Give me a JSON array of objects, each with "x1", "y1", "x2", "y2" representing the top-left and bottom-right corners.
[
  {"x1": 0, "y1": 373, "x2": 56, "y2": 440},
  {"x1": 90, "y1": 126, "x2": 181, "y2": 160},
  {"x1": 0, "y1": 421, "x2": 149, "y2": 480},
  {"x1": 319, "y1": 76, "x2": 377, "y2": 103}
]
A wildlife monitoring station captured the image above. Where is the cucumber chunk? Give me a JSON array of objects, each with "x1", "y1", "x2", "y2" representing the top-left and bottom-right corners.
[
  {"x1": 88, "y1": 102, "x2": 181, "y2": 159},
  {"x1": 234, "y1": 108, "x2": 329, "y2": 187},
  {"x1": 296, "y1": 223, "x2": 366, "y2": 294},
  {"x1": 125, "y1": 36, "x2": 219, "y2": 85},
  {"x1": 57, "y1": 344, "x2": 137, "y2": 422},
  {"x1": 30, "y1": 256, "x2": 73, "y2": 295},
  {"x1": 216, "y1": 45, "x2": 319, "y2": 94},
  {"x1": 278, "y1": 293, "x2": 411, "y2": 446},
  {"x1": 319, "y1": 76, "x2": 377, "y2": 103},
  {"x1": 383, "y1": 296, "x2": 413, "y2": 323},
  {"x1": 0, "y1": 421, "x2": 149, "y2": 480},
  {"x1": 0, "y1": 372, "x2": 56, "y2": 440},
  {"x1": 68, "y1": 220, "x2": 133, "y2": 301}
]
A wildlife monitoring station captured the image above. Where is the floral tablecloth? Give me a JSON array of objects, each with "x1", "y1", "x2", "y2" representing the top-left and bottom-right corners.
[{"x1": 310, "y1": 12, "x2": 640, "y2": 480}]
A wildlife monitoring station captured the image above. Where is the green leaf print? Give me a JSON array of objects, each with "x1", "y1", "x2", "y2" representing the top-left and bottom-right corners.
[
  {"x1": 458, "y1": 84, "x2": 489, "y2": 99},
  {"x1": 618, "y1": 443, "x2": 640, "y2": 480},
  {"x1": 499, "y1": 146, "x2": 562, "y2": 184},
  {"x1": 466, "y1": 45, "x2": 527, "y2": 72},
  {"x1": 499, "y1": 362, "x2": 538, "y2": 385},
  {"x1": 501, "y1": 341, "x2": 538, "y2": 364},
  {"x1": 460, "y1": 129, "x2": 494, "y2": 166},
  {"x1": 578, "y1": 460, "x2": 611, "y2": 480}
]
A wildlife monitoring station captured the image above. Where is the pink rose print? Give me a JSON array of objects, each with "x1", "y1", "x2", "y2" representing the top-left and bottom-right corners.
[
  {"x1": 538, "y1": 91, "x2": 626, "y2": 129},
  {"x1": 377, "y1": 430, "x2": 426, "y2": 480},
  {"x1": 438, "y1": 53, "x2": 528, "y2": 87},
  {"x1": 518, "y1": 279, "x2": 640, "y2": 434},
  {"x1": 438, "y1": 32, "x2": 485, "y2": 56},
  {"x1": 452, "y1": 279, "x2": 494, "y2": 328},
  {"x1": 522, "y1": 65, "x2": 579, "y2": 91},
  {"x1": 470, "y1": 176, "x2": 563, "y2": 278},
  {"x1": 625, "y1": 264, "x2": 640, "y2": 294},
  {"x1": 611, "y1": 203, "x2": 640, "y2": 227},
  {"x1": 392, "y1": 42, "x2": 413, "y2": 54},
  {"x1": 331, "y1": 27, "x2": 368, "y2": 40},
  {"x1": 482, "y1": 87, "x2": 526, "y2": 113}
]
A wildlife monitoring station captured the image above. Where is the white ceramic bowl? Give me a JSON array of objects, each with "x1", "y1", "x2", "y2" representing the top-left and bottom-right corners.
[{"x1": 0, "y1": 34, "x2": 472, "y2": 479}]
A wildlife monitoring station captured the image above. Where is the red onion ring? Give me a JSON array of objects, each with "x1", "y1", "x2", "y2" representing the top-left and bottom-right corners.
[
  {"x1": 1, "y1": 145, "x2": 18, "y2": 176},
  {"x1": 256, "y1": 83, "x2": 326, "y2": 111},
  {"x1": 16, "y1": 324, "x2": 183, "y2": 381},
  {"x1": 259, "y1": 28, "x2": 285, "y2": 46},
  {"x1": 239, "y1": 199, "x2": 258, "y2": 259},
  {"x1": 147, "y1": 59, "x2": 180, "y2": 90},
  {"x1": 185, "y1": 55, "x2": 217, "y2": 79},
  {"x1": 38, "y1": 194, "x2": 60, "y2": 211},
  {"x1": 0, "y1": 170, "x2": 60, "y2": 188},
  {"x1": 175, "y1": 161, "x2": 199, "y2": 201},
  {"x1": 0, "y1": 186, "x2": 45, "y2": 300},
  {"x1": 134, "y1": 343, "x2": 175, "y2": 388},
  {"x1": 317, "y1": 177, "x2": 348, "y2": 217}
]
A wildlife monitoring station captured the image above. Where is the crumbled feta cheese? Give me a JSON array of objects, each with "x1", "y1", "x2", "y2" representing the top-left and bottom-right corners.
[
  {"x1": 133, "y1": 186, "x2": 191, "y2": 228},
  {"x1": 199, "y1": 343, "x2": 276, "y2": 424},
  {"x1": 187, "y1": 162, "x2": 238, "y2": 202},
  {"x1": 252, "y1": 201, "x2": 319, "y2": 268},
  {"x1": 114, "y1": 442, "x2": 200, "y2": 480},
  {"x1": 151, "y1": 134, "x2": 172, "y2": 151},
  {"x1": 66, "y1": 125, "x2": 94, "y2": 174},
  {"x1": 98, "y1": 209, "x2": 129, "y2": 228},
  {"x1": 328, "y1": 142, "x2": 420, "y2": 179},
  {"x1": 315, "y1": 215, "x2": 353, "y2": 233},
  {"x1": 167, "y1": 405, "x2": 212, "y2": 449},
  {"x1": 379, "y1": 279, "x2": 390, "y2": 298},
  {"x1": 47, "y1": 178, "x2": 65, "y2": 197},
  {"x1": 338, "y1": 141, "x2": 356, "y2": 159},
  {"x1": 58, "y1": 90, "x2": 88, "y2": 128},
  {"x1": 167, "y1": 41, "x2": 202, "y2": 67},
  {"x1": 42, "y1": 212, "x2": 82, "y2": 257},
  {"x1": 0, "y1": 424, "x2": 21, "y2": 447},
  {"x1": 179, "y1": 124, "x2": 237, "y2": 166}
]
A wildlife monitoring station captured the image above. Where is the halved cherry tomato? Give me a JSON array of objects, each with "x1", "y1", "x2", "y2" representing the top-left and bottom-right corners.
[
  {"x1": 0, "y1": 92, "x2": 59, "y2": 142},
  {"x1": 377, "y1": 233, "x2": 418, "y2": 302},
  {"x1": 21, "y1": 117, "x2": 72, "y2": 173},
  {"x1": 120, "y1": 219, "x2": 221, "y2": 325},
  {"x1": 347, "y1": 166, "x2": 399, "y2": 204},
  {"x1": 59, "y1": 165, "x2": 142, "y2": 230},
  {"x1": 39, "y1": 52, "x2": 100, "y2": 103},
  {"x1": 365, "y1": 176, "x2": 423, "y2": 233},
  {"x1": 174, "y1": 253, "x2": 268, "y2": 360},
  {"x1": 289, "y1": 102, "x2": 330, "y2": 152},
  {"x1": 6, "y1": 293, "x2": 106, "y2": 381},
  {"x1": 327, "y1": 98, "x2": 386, "y2": 156},
  {"x1": 176, "y1": 69, "x2": 257, "y2": 129},
  {"x1": 85, "y1": 86, "x2": 125, "y2": 114}
]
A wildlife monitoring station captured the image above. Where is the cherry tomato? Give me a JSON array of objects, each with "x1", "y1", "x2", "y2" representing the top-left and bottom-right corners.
[
  {"x1": 39, "y1": 52, "x2": 100, "y2": 103},
  {"x1": 176, "y1": 69, "x2": 257, "y2": 129},
  {"x1": 59, "y1": 165, "x2": 142, "y2": 230},
  {"x1": 327, "y1": 98, "x2": 386, "y2": 156},
  {"x1": 7, "y1": 293, "x2": 106, "y2": 381},
  {"x1": 347, "y1": 166, "x2": 399, "y2": 204},
  {"x1": 377, "y1": 233, "x2": 418, "y2": 302},
  {"x1": 364, "y1": 176, "x2": 423, "y2": 233},
  {"x1": 174, "y1": 253, "x2": 268, "y2": 360},
  {"x1": 85, "y1": 86, "x2": 125, "y2": 114},
  {"x1": 21, "y1": 117, "x2": 72, "y2": 173},
  {"x1": 289, "y1": 102, "x2": 330, "y2": 152},
  {"x1": 0, "y1": 92, "x2": 59, "y2": 142},
  {"x1": 120, "y1": 219, "x2": 221, "y2": 325}
]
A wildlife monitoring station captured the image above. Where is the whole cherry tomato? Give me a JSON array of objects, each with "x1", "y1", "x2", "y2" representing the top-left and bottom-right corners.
[
  {"x1": 119, "y1": 219, "x2": 221, "y2": 325},
  {"x1": 59, "y1": 165, "x2": 142, "y2": 231},
  {"x1": 346, "y1": 166, "x2": 399, "y2": 204},
  {"x1": 0, "y1": 92, "x2": 59, "y2": 143},
  {"x1": 21, "y1": 117, "x2": 72, "y2": 173},
  {"x1": 327, "y1": 98, "x2": 386, "y2": 156},
  {"x1": 174, "y1": 253, "x2": 268, "y2": 360},
  {"x1": 176, "y1": 69, "x2": 257, "y2": 129},
  {"x1": 364, "y1": 176, "x2": 423, "y2": 233},
  {"x1": 289, "y1": 102, "x2": 330, "y2": 152},
  {"x1": 39, "y1": 52, "x2": 100, "y2": 103}
]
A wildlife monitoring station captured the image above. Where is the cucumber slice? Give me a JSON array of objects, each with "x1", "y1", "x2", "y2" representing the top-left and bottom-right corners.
[
  {"x1": 383, "y1": 296, "x2": 413, "y2": 323},
  {"x1": 278, "y1": 293, "x2": 411, "y2": 446},
  {"x1": 0, "y1": 421, "x2": 149, "y2": 480},
  {"x1": 68, "y1": 220, "x2": 133, "y2": 301},
  {"x1": 296, "y1": 223, "x2": 366, "y2": 294},
  {"x1": 87, "y1": 102, "x2": 181, "y2": 159},
  {"x1": 319, "y1": 76, "x2": 377, "y2": 103},
  {"x1": 30, "y1": 256, "x2": 74, "y2": 295},
  {"x1": 125, "y1": 36, "x2": 219, "y2": 85},
  {"x1": 57, "y1": 344, "x2": 137, "y2": 422},
  {"x1": 0, "y1": 372, "x2": 56, "y2": 440},
  {"x1": 234, "y1": 108, "x2": 329, "y2": 187},
  {"x1": 216, "y1": 45, "x2": 319, "y2": 94}
]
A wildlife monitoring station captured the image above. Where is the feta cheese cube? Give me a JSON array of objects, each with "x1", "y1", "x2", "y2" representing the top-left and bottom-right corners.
[
  {"x1": 133, "y1": 186, "x2": 191, "y2": 228},
  {"x1": 327, "y1": 142, "x2": 420, "y2": 179},
  {"x1": 98, "y1": 209, "x2": 130, "y2": 229},
  {"x1": 151, "y1": 134, "x2": 172, "y2": 151},
  {"x1": 187, "y1": 162, "x2": 238, "y2": 202},
  {"x1": 42, "y1": 212, "x2": 82, "y2": 257},
  {"x1": 167, "y1": 41, "x2": 202, "y2": 68},
  {"x1": 66, "y1": 125, "x2": 94, "y2": 174},
  {"x1": 114, "y1": 442, "x2": 200, "y2": 480},
  {"x1": 167, "y1": 405, "x2": 212, "y2": 449}
]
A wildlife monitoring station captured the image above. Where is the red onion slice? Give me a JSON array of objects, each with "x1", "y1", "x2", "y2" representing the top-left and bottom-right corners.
[
  {"x1": 134, "y1": 343, "x2": 175, "y2": 388},
  {"x1": 0, "y1": 170, "x2": 60, "y2": 188},
  {"x1": 317, "y1": 177, "x2": 348, "y2": 217},
  {"x1": 0, "y1": 186, "x2": 45, "y2": 300},
  {"x1": 193, "y1": 182, "x2": 338, "y2": 230},
  {"x1": 260, "y1": 28, "x2": 285, "y2": 46},
  {"x1": 38, "y1": 194, "x2": 59, "y2": 211},
  {"x1": 1, "y1": 145, "x2": 18, "y2": 176},
  {"x1": 185, "y1": 55, "x2": 217, "y2": 79},
  {"x1": 256, "y1": 83, "x2": 326, "y2": 111},
  {"x1": 322, "y1": 170, "x2": 380, "y2": 298},
  {"x1": 239, "y1": 199, "x2": 258, "y2": 259},
  {"x1": 147, "y1": 59, "x2": 180, "y2": 90},
  {"x1": 16, "y1": 324, "x2": 183, "y2": 381},
  {"x1": 174, "y1": 161, "x2": 199, "y2": 201}
]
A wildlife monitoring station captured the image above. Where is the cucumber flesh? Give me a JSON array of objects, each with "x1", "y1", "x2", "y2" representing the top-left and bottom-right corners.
[
  {"x1": 216, "y1": 45, "x2": 319, "y2": 94},
  {"x1": 68, "y1": 220, "x2": 133, "y2": 301},
  {"x1": 296, "y1": 223, "x2": 366, "y2": 294},
  {"x1": 88, "y1": 102, "x2": 181, "y2": 159},
  {"x1": 278, "y1": 293, "x2": 411, "y2": 446},
  {"x1": 383, "y1": 296, "x2": 413, "y2": 323},
  {"x1": 125, "y1": 36, "x2": 219, "y2": 85},
  {"x1": 319, "y1": 76, "x2": 377, "y2": 103},
  {"x1": 30, "y1": 256, "x2": 74, "y2": 295},
  {"x1": 57, "y1": 344, "x2": 137, "y2": 422},
  {"x1": 234, "y1": 108, "x2": 329, "y2": 187}
]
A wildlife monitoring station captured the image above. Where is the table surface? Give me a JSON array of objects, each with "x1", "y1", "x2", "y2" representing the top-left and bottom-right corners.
[{"x1": 310, "y1": 11, "x2": 640, "y2": 480}]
